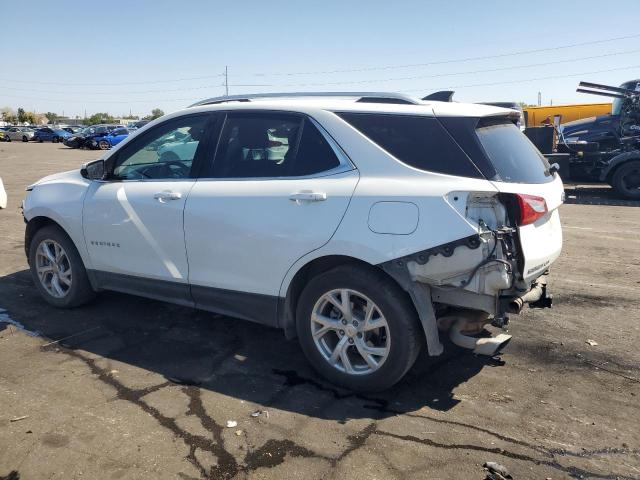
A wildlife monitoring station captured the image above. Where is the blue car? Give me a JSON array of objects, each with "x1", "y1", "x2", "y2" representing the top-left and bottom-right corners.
[
  {"x1": 34, "y1": 127, "x2": 71, "y2": 143},
  {"x1": 90, "y1": 127, "x2": 130, "y2": 150}
]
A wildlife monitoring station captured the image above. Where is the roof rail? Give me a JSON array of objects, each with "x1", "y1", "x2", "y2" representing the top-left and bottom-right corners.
[{"x1": 189, "y1": 92, "x2": 421, "y2": 107}]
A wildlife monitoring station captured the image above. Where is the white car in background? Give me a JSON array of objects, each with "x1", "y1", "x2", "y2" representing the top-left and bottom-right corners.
[
  {"x1": 22, "y1": 92, "x2": 563, "y2": 391},
  {"x1": 4, "y1": 127, "x2": 35, "y2": 142}
]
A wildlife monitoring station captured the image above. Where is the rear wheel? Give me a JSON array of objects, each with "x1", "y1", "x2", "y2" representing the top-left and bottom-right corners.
[
  {"x1": 28, "y1": 225, "x2": 95, "y2": 308},
  {"x1": 22, "y1": 135, "x2": 28, "y2": 142},
  {"x1": 296, "y1": 265, "x2": 423, "y2": 391},
  {"x1": 611, "y1": 160, "x2": 640, "y2": 200}
]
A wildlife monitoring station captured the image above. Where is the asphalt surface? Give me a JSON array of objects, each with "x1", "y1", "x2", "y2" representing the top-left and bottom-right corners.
[{"x1": 0, "y1": 142, "x2": 639, "y2": 480}]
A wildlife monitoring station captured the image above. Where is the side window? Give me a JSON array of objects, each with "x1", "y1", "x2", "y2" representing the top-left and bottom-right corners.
[
  {"x1": 337, "y1": 113, "x2": 482, "y2": 178},
  {"x1": 112, "y1": 115, "x2": 208, "y2": 180},
  {"x1": 211, "y1": 113, "x2": 341, "y2": 178}
]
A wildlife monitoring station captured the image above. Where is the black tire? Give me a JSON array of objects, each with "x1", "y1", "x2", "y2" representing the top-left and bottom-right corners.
[
  {"x1": 6, "y1": 136, "x2": 11, "y2": 142},
  {"x1": 38, "y1": 137, "x2": 43, "y2": 143},
  {"x1": 52, "y1": 137, "x2": 58, "y2": 143},
  {"x1": 22, "y1": 135, "x2": 28, "y2": 142},
  {"x1": 611, "y1": 160, "x2": 640, "y2": 200},
  {"x1": 296, "y1": 264, "x2": 423, "y2": 391},
  {"x1": 98, "y1": 140, "x2": 110, "y2": 150},
  {"x1": 28, "y1": 225, "x2": 96, "y2": 308}
]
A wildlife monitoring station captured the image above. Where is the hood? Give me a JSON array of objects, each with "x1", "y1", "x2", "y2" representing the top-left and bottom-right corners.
[
  {"x1": 562, "y1": 114, "x2": 618, "y2": 133},
  {"x1": 27, "y1": 169, "x2": 85, "y2": 190}
]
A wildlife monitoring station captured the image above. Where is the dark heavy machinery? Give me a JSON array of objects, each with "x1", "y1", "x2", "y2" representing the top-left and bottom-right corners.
[{"x1": 555, "y1": 80, "x2": 640, "y2": 199}]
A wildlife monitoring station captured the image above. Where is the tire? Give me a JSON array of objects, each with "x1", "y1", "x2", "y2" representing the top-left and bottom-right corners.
[
  {"x1": 28, "y1": 225, "x2": 96, "y2": 308},
  {"x1": 38, "y1": 137, "x2": 43, "y2": 143},
  {"x1": 98, "y1": 140, "x2": 110, "y2": 150},
  {"x1": 611, "y1": 160, "x2": 640, "y2": 200},
  {"x1": 22, "y1": 136, "x2": 28, "y2": 142},
  {"x1": 6, "y1": 136, "x2": 11, "y2": 142},
  {"x1": 52, "y1": 137, "x2": 58, "y2": 143},
  {"x1": 296, "y1": 264, "x2": 423, "y2": 391}
]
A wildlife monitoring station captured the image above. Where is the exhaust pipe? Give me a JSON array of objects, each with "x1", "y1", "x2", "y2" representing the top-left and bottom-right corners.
[
  {"x1": 448, "y1": 318, "x2": 512, "y2": 356},
  {"x1": 507, "y1": 274, "x2": 550, "y2": 314}
]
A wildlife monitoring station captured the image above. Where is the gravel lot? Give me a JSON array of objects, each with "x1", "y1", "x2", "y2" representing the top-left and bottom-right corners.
[{"x1": 1, "y1": 142, "x2": 639, "y2": 480}]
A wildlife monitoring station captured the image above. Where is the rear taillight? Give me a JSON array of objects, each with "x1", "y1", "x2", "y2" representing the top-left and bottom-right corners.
[{"x1": 515, "y1": 194, "x2": 548, "y2": 226}]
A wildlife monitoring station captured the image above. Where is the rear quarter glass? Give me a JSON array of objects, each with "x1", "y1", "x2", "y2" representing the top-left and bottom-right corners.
[
  {"x1": 475, "y1": 120, "x2": 553, "y2": 184},
  {"x1": 336, "y1": 112, "x2": 483, "y2": 178}
]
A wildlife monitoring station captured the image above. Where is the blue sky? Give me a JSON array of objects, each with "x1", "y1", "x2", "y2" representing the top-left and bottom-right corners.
[{"x1": 2, "y1": 0, "x2": 640, "y2": 118}]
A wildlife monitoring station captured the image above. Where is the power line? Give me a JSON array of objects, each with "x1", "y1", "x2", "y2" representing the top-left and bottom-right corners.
[
  {"x1": 0, "y1": 32, "x2": 639, "y2": 88},
  {"x1": 3, "y1": 49, "x2": 639, "y2": 96},
  {"x1": 227, "y1": 49, "x2": 640, "y2": 88},
  {"x1": 399, "y1": 64, "x2": 640, "y2": 92},
  {"x1": 238, "y1": 33, "x2": 640, "y2": 77}
]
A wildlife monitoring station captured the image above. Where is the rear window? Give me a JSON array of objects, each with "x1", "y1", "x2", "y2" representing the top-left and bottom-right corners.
[
  {"x1": 337, "y1": 113, "x2": 482, "y2": 178},
  {"x1": 476, "y1": 120, "x2": 552, "y2": 183}
]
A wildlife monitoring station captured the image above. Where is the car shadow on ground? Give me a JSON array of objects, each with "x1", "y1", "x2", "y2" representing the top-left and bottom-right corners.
[
  {"x1": 0, "y1": 269, "x2": 504, "y2": 421},
  {"x1": 563, "y1": 184, "x2": 640, "y2": 207}
]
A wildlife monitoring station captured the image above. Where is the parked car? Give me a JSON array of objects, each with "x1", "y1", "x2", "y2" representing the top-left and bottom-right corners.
[
  {"x1": 4, "y1": 126, "x2": 35, "y2": 142},
  {"x1": 33, "y1": 127, "x2": 71, "y2": 143},
  {"x1": 88, "y1": 127, "x2": 130, "y2": 150},
  {"x1": 22, "y1": 92, "x2": 563, "y2": 391},
  {"x1": 62, "y1": 126, "x2": 83, "y2": 134},
  {"x1": 63, "y1": 125, "x2": 117, "y2": 149}
]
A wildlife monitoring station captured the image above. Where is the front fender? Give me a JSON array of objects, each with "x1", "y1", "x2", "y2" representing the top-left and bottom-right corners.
[{"x1": 600, "y1": 150, "x2": 640, "y2": 181}]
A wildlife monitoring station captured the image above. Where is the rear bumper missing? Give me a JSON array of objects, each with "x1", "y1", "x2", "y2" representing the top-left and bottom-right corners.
[{"x1": 502, "y1": 272, "x2": 552, "y2": 314}]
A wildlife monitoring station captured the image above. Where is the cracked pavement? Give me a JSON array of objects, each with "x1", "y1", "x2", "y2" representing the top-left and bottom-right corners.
[{"x1": 1, "y1": 143, "x2": 639, "y2": 479}]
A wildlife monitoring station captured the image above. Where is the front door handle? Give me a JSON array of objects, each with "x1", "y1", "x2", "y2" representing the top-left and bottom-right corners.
[
  {"x1": 153, "y1": 190, "x2": 182, "y2": 203},
  {"x1": 289, "y1": 191, "x2": 327, "y2": 204}
]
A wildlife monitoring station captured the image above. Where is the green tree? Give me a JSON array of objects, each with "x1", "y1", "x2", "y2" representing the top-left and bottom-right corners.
[
  {"x1": 85, "y1": 112, "x2": 115, "y2": 125},
  {"x1": 23, "y1": 112, "x2": 37, "y2": 124},
  {"x1": 17, "y1": 108, "x2": 26, "y2": 123},
  {"x1": 44, "y1": 112, "x2": 59, "y2": 124},
  {"x1": 144, "y1": 108, "x2": 164, "y2": 120}
]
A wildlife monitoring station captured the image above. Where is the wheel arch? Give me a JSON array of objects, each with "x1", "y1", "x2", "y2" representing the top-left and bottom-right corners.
[
  {"x1": 279, "y1": 254, "x2": 414, "y2": 339},
  {"x1": 601, "y1": 151, "x2": 640, "y2": 182},
  {"x1": 25, "y1": 216, "x2": 69, "y2": 261}
]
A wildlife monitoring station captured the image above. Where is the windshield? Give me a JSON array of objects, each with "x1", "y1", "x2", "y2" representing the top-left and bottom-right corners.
[{"x1": 476, "y1": 120, "x2": 552, "y2": 184}]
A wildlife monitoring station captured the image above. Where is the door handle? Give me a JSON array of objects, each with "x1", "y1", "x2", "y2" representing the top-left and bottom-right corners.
[
  {"x1": 153, "y1": 191, "x2": 182, "y2": 203},
  {"x1": 289, "y1": 191, "x2": 327, "y2": 204}
]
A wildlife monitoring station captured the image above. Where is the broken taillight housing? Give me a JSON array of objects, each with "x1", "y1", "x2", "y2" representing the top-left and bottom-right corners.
[{"x1": 515, "y1": 194, "x2": 548, "y2": 225}]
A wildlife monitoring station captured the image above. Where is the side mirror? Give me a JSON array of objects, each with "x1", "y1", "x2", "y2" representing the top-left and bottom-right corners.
[{"x1": 81, "y1": 159, "x2": 107, "y2": 180}]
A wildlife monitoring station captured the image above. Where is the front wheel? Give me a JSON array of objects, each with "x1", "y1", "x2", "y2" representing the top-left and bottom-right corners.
[
  {"x1": 611, "y1": 160, "x2": 640, "y2": 200},
  {"x1": 296, "y1": 265, "x2": 423, "y2": 391},
  {"x1": 98, "y1": 140, "x2": 110, "y2": 150},
  {"x1": 22, "y1": 135, "x2": 28, "y2": 142},
  {"x1": 29, "y1": 225, "x2": 96, "y2": 308}
]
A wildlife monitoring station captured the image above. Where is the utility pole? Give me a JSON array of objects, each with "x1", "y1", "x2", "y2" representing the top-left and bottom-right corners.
[
  {"x1": 537, "y1": 91, "x2": 542, "y2": 106},
  {"x1": 224, "y1": 66, "x2": 229, "y2": 96}
]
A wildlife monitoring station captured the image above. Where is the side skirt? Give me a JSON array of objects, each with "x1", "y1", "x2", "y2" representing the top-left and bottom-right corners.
[{"x1": 87, "y1": 270, "x2": 280, "y2": 327}]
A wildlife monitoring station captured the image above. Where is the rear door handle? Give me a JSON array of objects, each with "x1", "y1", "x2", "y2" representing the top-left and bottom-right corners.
[
  {"x1": 289, "y1": 191, "x2": 327, "y2": 203},
  {"x1": 153, "y1": 190, "x2": 182, "y2": 203}
]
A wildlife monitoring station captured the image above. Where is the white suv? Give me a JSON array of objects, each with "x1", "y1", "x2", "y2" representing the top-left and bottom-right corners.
[{"x1": 23, "y1": 92, "x2": 563, "y2": 391}]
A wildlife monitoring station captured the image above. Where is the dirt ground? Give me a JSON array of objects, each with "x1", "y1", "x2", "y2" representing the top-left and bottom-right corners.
[{"x1": 0, "y1": 142, "x2": 639, "y2": 480}]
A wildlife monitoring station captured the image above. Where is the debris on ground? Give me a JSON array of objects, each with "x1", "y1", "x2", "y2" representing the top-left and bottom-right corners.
[
  {"x1": 250, "y1": 410, "x2": 269, "y2": 418},
  {"x1": 586, "y1": 339, "x2": 598, "y2": 346},
  {"x1": 235, "y1": 430, "x2": 243, "y2": 436},
  {"x1": 10, "y1": 415, "x2": 29, "y2": 422},
  {"x1": 483, "y1": 461, "x2": 513, "y2": 480},
  {"x1": 226, "y1": 420, "x2": 238, "y2": 428}
]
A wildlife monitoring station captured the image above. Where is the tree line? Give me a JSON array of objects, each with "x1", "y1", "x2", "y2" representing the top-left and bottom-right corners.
[{"x1": 0, "y1": 107, "x2": 165, "y2": 125}]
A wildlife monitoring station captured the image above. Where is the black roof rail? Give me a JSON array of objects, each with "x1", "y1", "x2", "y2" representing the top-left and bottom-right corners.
[{"x1": 189, "y1": 92, "x2": 421, "y2": 107}]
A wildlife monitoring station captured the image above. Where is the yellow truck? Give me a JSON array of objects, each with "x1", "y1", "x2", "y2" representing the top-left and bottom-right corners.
[{"x1": 524, "y1": 103, "x2": 611, "y2": 126}]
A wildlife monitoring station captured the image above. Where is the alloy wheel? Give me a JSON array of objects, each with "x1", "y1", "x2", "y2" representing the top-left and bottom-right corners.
[
  {"x1": 310, "y1": 288, "x2": 390, "y2": 375},
  {"x1": 35, "y1": 239, "x2": 72, "y2": 298}
]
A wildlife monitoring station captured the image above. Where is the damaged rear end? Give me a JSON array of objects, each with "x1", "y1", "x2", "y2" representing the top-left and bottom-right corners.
[{"x1": 383, "y1": 111, "x2": 563, "y2": 357}]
